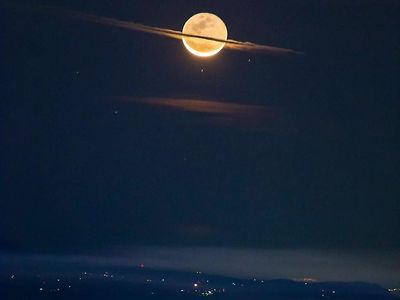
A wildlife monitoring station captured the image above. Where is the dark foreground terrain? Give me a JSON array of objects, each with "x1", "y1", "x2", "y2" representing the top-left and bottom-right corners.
[{"x1": 1, "y1": 265, "x2": 397, "y2": 300}]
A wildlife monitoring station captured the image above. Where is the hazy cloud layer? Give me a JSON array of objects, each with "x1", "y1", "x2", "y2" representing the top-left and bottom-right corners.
[{"x1": 1, "y1": 248, "x2": 399, "y2": 287}]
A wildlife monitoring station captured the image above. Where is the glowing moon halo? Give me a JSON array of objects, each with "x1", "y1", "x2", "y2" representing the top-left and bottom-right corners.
[{"x1": 182, "y1": 13, "x2": 228, "y2": 57}]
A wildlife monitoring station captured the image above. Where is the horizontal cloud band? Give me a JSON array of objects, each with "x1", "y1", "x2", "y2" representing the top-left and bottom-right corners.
[{"x1": 33, "y1": 5, "x2": 302, "y2": 55}]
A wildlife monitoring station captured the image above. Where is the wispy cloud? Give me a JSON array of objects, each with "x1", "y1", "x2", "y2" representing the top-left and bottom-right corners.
[
  {"x1": 116, "y1": 96, "x2": 283, "y2": 131},
  {"x1": 127, "y1": 97, "x2": 271, "y2": 115}
]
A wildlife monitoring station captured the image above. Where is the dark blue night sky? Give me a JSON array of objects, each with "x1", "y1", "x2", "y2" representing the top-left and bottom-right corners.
[{"x1": 1, "y1": 0, "x2": 399, "y2": 298}]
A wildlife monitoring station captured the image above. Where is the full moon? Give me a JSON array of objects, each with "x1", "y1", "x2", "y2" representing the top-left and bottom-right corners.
[{"x1": 182, "y1": 13, "x2": 228, "y2": 57}]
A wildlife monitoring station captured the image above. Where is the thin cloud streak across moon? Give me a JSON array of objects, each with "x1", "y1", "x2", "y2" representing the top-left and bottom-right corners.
[{"x1": 34, "y1": 6, "x2": 302, "y2": 56}]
